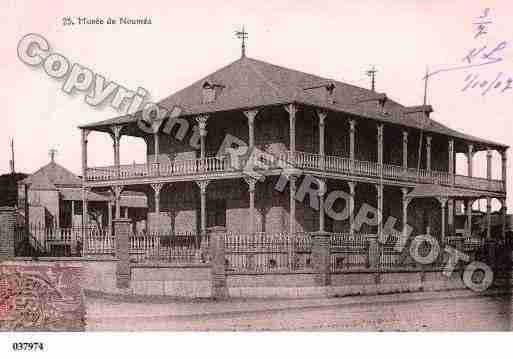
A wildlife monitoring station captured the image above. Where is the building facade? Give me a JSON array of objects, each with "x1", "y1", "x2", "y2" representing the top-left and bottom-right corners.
[{"x1": 79, "y1": 55, "x2": 508, "y2": 241}]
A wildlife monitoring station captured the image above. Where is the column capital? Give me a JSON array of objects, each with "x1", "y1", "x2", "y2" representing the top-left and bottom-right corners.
[
  {"x1": 377, "y1": 122, "x2": 384, "y2": 133},
  {"x1": 467, "y1": 143, "x2": 475, "y2": 156},
  {"x1": 243, "y1": 109, "x2": 259, "y2": 124},
  {"x1": 347, "y1": 181, "x2": 357, "y2": 193},
  {"x1": 437, "y1": 196, "x2": 448, "y2": 208},
  {"x1": 284, "y1": 103, "x2": 298, "y2": 117},
  {"x1": 81, "y1": 128, "x2": 91, "y2": 140},
  {"x1": 195, "y1": 115, "x2": 209, "y2": 136},
  {"x1": 195, "y1": 180, "x2": 210, "y2": 194},
  {"x1": 349, "y1": 118, "x2": 356, "y2": 131},
  {"x1": 402, "y1": 130, "x2": 408, "y2": 140},
  {"x1": 111, "y1": 185, "x2": 124, "y2": 199},
  {"x1": 426, "y1": 136, "x2": 432, "y2": 145},
  {"x1": 150, "y1": 183, "x2": 165, "y2": 196},
  {"x1": 401, "y1": 187, "x2": 409, "y2": 197},
  {"x1": 110, "y1": 125, "x2": 124, "y2": 141},
  {"x1": 243, "y1": 177, "x2": 257, "y2": 192},
  {"x1": 317, "y1": 110, "x2": 327, "y2": 126}
]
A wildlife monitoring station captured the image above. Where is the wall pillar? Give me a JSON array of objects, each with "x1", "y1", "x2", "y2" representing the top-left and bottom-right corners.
[
  {"x1": 285, "y1": 104, "x2": 297, "y2": 162},
  {"x1": 209, "y1": 226, "x2": 228, "y2": 299},
  {"x1": 348, "y1": 181, "x2": 356, "y2": 235},
  {"x1": 0, "y1": 207, "x2": 16, "y2": 259},
  {"x1": 114, "y1": 218, "x2": 132, "y2": 289},
  {"x1": 244, "y1": 109, "x2": 258, "y2": 149},
  {"x1": 467, "y1": 143, "x2": 474, "y2": 177},
  {"x1": 402, "y1": 130, "x2": 408, "y2": 169},
  {"x1": 311, "y1": 231, "x2": 331, "y2": 286},
  {"x1": 244, "y1": 178, "x2": 257, "y2": 233}
]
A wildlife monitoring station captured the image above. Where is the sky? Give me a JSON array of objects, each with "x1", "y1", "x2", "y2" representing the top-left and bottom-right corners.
[{"x1": 1, "y1": 0, "x2": 512, "y2": 211}]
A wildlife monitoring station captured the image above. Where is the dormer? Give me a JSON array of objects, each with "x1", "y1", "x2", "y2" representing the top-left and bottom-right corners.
[
  {"x1": 202, "y1": 81, "x2": 224, "y2": 104},
  {"x1": 303, "y1": 82, "x2": 336, "y2": 104}
]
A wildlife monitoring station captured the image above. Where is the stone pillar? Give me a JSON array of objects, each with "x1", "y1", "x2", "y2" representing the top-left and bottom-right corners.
[
  {"x1": 285, "y1": 104, "x2": 297, "y2": 161},
  {"x1": 244, "y1": 178, "x2": 256, "y2": 234},
  {"x1": 195, "y1": 180, "x2": 210, "y2": 237},
  {"x1": 110, "y1": 125, "x2": 124, "y2": 178},
  {"x1": 466, "y1": 199, "x2": 474, "y2": 236},
  {"x1": 209, "y1": 226, "x2": 228, "y2": 299},
  {"x1": 402, "y1": 130, "x2": 408, "y2": 169},
  {"x1": 311, "y1": 231, "x2": 331, "y2": 286},
  {"x1": 486, "y1": 197, "x2": 492, "y2": 240},
  {"x1": 114, "y1": 218, "x2": 132, "y2": 289},
  {"x1": 426, "y1": 136, "x2": 432, "y2": 171},
  {"x1": 0, "y1": 207, "x2": 16, "y2": 259},
  {"x1": 467, "y1": 143, "x2": 474, "y2": 177},
  {"x1": 244, "y1": 109, "x2": 258, "y2": 149},
  {"x1": 112, "y1": 185, "x2": 124, "y2": 219},
  {"x1": 348, "y1": 182, "x2": 356, "y2": 235},
  {"x1": 196, "y1": 115, "x2": 208, "y2": 162}
]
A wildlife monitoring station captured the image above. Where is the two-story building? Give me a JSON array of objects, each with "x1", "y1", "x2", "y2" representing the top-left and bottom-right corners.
[{"x1": 79, "y1": 54, "x2": 508, "y2": 242}]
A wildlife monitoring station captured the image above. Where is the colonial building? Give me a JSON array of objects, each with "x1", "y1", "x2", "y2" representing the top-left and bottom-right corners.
[
  {"x1": 79, "y1": 53, "x2": 508, "y2": 242},
  {"x1": 18, "y1": 154, "x2": 147, "y2": 231}
]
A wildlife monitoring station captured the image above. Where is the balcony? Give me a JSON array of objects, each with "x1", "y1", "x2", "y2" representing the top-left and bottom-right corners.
[{"x1": 85, "y1": 151, "x2": 505, "y2": 193}]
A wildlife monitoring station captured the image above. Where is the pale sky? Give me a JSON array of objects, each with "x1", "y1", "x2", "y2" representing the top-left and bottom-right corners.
[{"x1": 1, "y1": 0, "x2": 512, "y2": 210}]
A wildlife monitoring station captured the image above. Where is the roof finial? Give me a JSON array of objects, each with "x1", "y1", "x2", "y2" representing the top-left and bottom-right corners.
[
  {"x1": 235, "y1": 25, "x2": 248, "y2": 58},
  {"x1": 49, "y1": 148, "x2": 58, "y2": 163},
  {"x1": 366, "y1": 65, "x2": 377, "y2": 92}
]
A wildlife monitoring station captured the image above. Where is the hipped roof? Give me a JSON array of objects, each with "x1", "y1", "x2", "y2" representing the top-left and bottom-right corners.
[{"x1": 80, "y1": 56, "x2": 507, "y2": 149}]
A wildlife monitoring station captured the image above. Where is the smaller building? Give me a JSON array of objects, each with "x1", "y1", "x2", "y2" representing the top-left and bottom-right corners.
[{"x1": 18, "y1": 156, "x2": 147, "y2": 231}]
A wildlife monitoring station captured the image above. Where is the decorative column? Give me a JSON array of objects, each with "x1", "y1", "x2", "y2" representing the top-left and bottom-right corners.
[
  {"x1": 196, "y1": 115, "x2": 209, "y2": 163},
  {"x1": 448, "y1": 199, "x2": 454, "y2": 235},
  {"x1": 318, "y1": 110, "x2": 327, "y2": 169},
  {"x1": 244, "y1": 177, "x2": 257, "y2": 234},
  {"x1": 108, "y1": 200, "x2": 113, "y2": 230},
  {"x1": 151, "y1": 183, "x2": 164, "y2": 215},
  {"x1": 486, "y1": 197, "x2": 492, "y2": 240},
  {"x1": 349, "y1": 119, "x2": 356, "y2": 172},
  {"x1": 377, "y1": 123, "x2": 383, "y2": 175},
  {"x1": 244, "y1": 109, "x2": 258, "y2": 149},
  {"x1": 448, "y1": 139, "x2": 455, "y2": 184},
  {"x1": 289, "y1": 175, "x2": 297, "y2": 234},
  {"x1": 402, "y1": 130, "x2": 408, "y2": 169},
  {"x1": 401, "y1": 188, "x2": 409, "y2": 239},
  {"x1": 81, "y1": 129, "x2": 90, "y2": 181},
  {"x1": 486, "y1": 148, "x2": 493, "y2": 181},
  {"x1": 348, "y1": 181, "x2": 356, "y2": 235},
  {"x1": 110, "y1": 125, "x2": 124, "y2": 178},
  {"x1": 376, "y1": 183, "x2": 384, "y2": 242},
  {"x1": 466, "y1": 199, "x2": 474, "y2": 236},
  {"x1": 71, "y1": 200, "x2": 75, "y2": 226},
  {"x1": 318, "y1": 177, "x2": 326, "y2": 232},
  {"x1": 112, "y1": 185, "x2": 124, "y2": 219},
  {"x1": 285, "y1": 104, "x2": 297, "y2": 162},
  {"x1": 501, "y1": 149, "x2": 508, "y2": 191},
  {"x1": 195, "y1": 180, "x2": 210, "y2": 236},
  {"x1": 501, "y1": 198, "x2": 507, "y2": 239},
  {"x1": 82, "y1": 188, "x2": 88, "y2": 227},
  {"x1": 426, "y1": 136, "x2": 432, "y2": 171},
  {"x1": 439, "y1": 197, "x2": 448, "y2": 241},
  {"x1": 467, "y1": 143, "x2": 474, "y2": 177}
]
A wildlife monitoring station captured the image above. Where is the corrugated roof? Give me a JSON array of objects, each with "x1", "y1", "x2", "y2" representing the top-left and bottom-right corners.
[
  {"x1": 79, "y1": 56, "x2": 508, "y2": 148},
  {"x1": 22, "y1": 161, "x2": 82, "y2": 189}
]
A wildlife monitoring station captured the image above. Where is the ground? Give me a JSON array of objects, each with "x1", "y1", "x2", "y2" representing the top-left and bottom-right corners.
[{"x1": 85, "y1": 289, "x2": 513, "y2": 331}]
